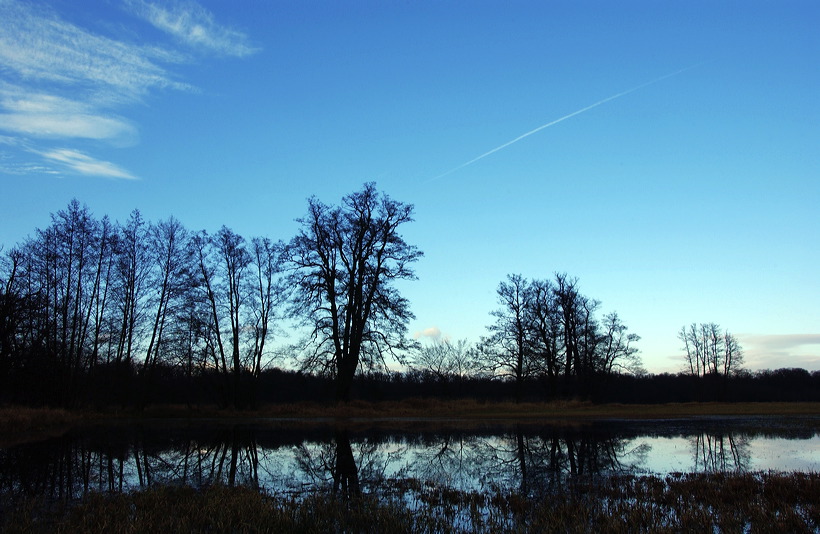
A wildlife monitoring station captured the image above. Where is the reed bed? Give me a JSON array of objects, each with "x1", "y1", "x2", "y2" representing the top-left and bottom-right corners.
[{"x1": 3, "y1": 472, "x2": 818, "y2": 533}]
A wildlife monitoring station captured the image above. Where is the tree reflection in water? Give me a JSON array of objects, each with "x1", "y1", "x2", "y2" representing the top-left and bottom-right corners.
[
  {"x1": 0, "y1": 419, "x2": 814, "y2": 511},
  {"x1": 689, "y1": 431, "x2": 750, "y2": 472},
  {"x1": 456, "y1": 425, "x2": 650, "y2": 497}
]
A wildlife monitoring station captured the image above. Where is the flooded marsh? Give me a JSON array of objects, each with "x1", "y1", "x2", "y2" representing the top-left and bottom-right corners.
[{"x1": 2, "y1": 417, "x2": 819, "y2": 532}]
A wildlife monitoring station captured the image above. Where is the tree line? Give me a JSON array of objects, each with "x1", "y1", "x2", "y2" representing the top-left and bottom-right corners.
[
  {"x1": 0, "y1": 199, "x2": 285, "y2": 407},
  {"x1": 0, "y1": 184, "x2": 814, "y2": 407},
  {"x1": 0, "y1": 184, "x2": 420, "y2": 406}
]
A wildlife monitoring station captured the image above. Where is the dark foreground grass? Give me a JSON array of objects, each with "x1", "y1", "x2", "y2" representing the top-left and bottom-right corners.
[{"x1": 4, "y1": 472, "x2": 819, "y2": 533}]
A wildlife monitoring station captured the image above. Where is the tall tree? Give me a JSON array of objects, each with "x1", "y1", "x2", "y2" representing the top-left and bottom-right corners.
[
  {"x1": 216, "y1": 226, "x2": 251, "y2": 408},
  {"x1": 190, "y1": 227, "x2": 252, "y2": 408},
  {"x1": 139, "y1": 217, "x2": 191, "y2": 405},
  {"x1": 248, "y1": 237, "x2": 283, "y2": 382},
  {"x1": 526, "y1": 277, "x2": 563, "y2": 394},
  {"x1": 288, "y1": 183, "x2": 422, "y2": 402},
  {"x1": 553, "y1": 273, "x2": 583, "y2": 380},
  {"x1": 481, "y1": 274, "x2": 533, "y2": 401},
  {"x1": 113, "y1": 209, "x2": 151, "y2": 366}
]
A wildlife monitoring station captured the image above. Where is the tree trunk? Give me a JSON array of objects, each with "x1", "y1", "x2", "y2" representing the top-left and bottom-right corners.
[{"x1": 335, "y1": 352, "x2": 357, "y2": 402}]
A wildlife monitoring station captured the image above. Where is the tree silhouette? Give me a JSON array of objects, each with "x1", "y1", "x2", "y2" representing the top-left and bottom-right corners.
[{"x1": 287, "y1": 183, "x2": 422, "y2": 402}]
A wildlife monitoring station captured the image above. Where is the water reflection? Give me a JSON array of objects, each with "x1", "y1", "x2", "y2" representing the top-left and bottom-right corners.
[
  {"x1": 689, "y1": 431, "x2": 750, "y2": 472},
  {"x1": 0, "y1": 418, "x2": 817, "y2": 509}
]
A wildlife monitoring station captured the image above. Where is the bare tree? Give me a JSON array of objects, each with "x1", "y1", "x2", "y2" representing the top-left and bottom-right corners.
[
  {"x1": 597, "y1": 312, "x2": 643, "y2": 375},
  {"x1": 679, "y1": 322, "x2": 744, "y2": 377},
  {"x1": 526, "y1": 277, "x2": 563, "y2": 393},
  {"x1": 410, "y1": 338, "x2": 475, "y2": 383},
  {"x1": 481, "y1": 274, "x2": 533, "y2": 400},
  {"x1": 722, "y1": 330, "x2": 744, "y2": 377},
  {"x1": 216, "y1": 226, "x2": 251, "y2": 407},
  {"x1": 114, "y1": 209, "x2": 152, "y2": 366},
  {"x1": 246, "y1": 236, "x2": 285, "y2": 405},
  {"x1": 142, "y1": 217, "x2": 190, "y2": 375},
  {"x1": 553, "y1": 273, "x2": 600, "y2": 380},
  {"x1": 287, "y1": 183, "x2": 422, "y2": 402}
]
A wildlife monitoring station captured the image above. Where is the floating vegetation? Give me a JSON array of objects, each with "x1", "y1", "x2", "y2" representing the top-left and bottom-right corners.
[{"x1": 3, "y1": 472, "x2": 818, "y2": 533}]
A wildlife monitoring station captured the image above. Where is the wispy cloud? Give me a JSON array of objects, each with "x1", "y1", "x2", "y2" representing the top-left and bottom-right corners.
[
  {"x1": 0, "y1": 1, "x2": 183, "y2": 99},
  {"x1": 39, "y1": 148, "x2": 137, "y2": 180},
  {"x1": 0, "y1": 0, "x2": 255, "y2": 179},
  {"x1": 127, "y1": 0, "x2": 259, "y2": 57}
]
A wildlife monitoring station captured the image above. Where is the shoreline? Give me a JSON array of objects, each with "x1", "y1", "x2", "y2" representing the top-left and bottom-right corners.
[{"x1": 3, "y1": 400, "x2": 819, "y2": 435}]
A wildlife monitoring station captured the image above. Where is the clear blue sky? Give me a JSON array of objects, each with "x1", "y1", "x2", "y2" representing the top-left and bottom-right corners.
[{"x1": 1, "y1": 0, "x2": 818, "y2": 373}]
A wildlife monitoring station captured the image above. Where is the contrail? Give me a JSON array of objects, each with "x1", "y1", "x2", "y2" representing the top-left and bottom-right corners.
[{"x1": 428, "y1": 63, "x2": 703, "y2": 183}]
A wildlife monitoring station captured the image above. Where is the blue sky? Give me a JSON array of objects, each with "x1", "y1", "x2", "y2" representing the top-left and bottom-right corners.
[{"x1": 1, "y1": 0, "x2": 818, "y2": 372}]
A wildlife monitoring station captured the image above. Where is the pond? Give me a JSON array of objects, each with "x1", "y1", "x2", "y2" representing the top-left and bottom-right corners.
[{"x1": 2, "y1": 416, "x2": 818, "y2": 507}]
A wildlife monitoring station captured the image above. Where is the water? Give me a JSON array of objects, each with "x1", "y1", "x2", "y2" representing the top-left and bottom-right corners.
[{"x1": 1, "y1": 416, "x2": 818, "y2": 505}]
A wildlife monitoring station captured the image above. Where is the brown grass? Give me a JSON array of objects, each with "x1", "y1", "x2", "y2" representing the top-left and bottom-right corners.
[
  {"x1": 3, "y1": 472, "x2": 819, "y2": 533},
  {"x1": 2, "y1": 400, "x2": 819, "y2": 439}
]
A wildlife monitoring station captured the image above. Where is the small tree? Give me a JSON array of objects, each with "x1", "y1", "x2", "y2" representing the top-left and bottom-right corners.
[
  {"x1": 597, "y1": 312, "x2": 643, "y2": 376},
  {"x1": 410, "y1": 338, "x2": 475, "y2": 384},
  {"x1": 287, "y1": 183, "x2": 422, "y2": 402}
]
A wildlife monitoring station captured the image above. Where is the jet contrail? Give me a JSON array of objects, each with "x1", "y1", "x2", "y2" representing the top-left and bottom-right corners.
[{"x1": 428, "y1": 63, "x2": 703, "y2": 183}]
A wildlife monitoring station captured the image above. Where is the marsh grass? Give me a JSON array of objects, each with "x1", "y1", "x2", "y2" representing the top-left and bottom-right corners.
[{"x1": 3, "y1": 472, "x2": 818, "y2": 533}]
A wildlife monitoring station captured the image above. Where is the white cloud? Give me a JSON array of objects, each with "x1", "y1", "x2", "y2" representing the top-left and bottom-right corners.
[
  {"x1": 739, "y1": 334, "x2": 820, "y2": 371},
  {"x1": 1, "y1": 112, "x2": 136, "y2": 144},
  {"x1": 414, "y1": 326, "x2": 443, "y2": 341},
  {"x1": 741, "y1": 334, "x2": 820, "y2": 351},
  {"x1": 0, "y1": 85, "x2": 137, "y2": 144},
  {"x1": 39, "y1": 148, "x2": 137, "y2": 180},
  {"x1": 127, "y1": 0, "x2": 259, "y2": 57}
]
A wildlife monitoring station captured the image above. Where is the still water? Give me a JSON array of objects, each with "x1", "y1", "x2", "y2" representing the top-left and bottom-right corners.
[{"x1": 1, "y1": 417, "x2": 818, "y2": 504}]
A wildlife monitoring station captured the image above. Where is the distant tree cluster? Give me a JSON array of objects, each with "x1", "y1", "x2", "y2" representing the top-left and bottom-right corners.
[
  {"x1": 473, "y1": 273, "x2": 643, "y2": 400},
  {"x1": 678, "y1": 323, "x2": 744, "y2": 378}
]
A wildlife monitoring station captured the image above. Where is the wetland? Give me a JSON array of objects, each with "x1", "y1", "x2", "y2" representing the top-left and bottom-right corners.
[{"x1": 2, "y1": 407, "x2": 819, "y2": 532}]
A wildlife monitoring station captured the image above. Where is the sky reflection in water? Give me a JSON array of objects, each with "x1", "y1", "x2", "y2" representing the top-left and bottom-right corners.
[{"x1": 1, "y1": 418, "x2": 818, "y2": 503}]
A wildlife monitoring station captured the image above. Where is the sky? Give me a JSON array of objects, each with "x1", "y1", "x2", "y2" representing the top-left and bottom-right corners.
[{"x1": 1, "y1": 0, "x2": 818, "y2": 373}]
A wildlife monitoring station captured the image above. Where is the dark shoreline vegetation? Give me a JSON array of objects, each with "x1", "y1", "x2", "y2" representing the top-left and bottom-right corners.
[
  {"x1": 3, "y1": 400, "x2": 820, "y2": 445},
  {"x1": 3, "y1": 472, "x2": 819, "y2": 533}
]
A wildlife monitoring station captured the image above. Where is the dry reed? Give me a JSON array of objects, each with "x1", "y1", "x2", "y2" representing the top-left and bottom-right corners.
[{"x1": 3, "y1": 472, "x2": 818, "y2": 533}]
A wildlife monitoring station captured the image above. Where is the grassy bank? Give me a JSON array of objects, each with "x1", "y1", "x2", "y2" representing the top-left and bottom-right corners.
[
  {"x1": 3, "y1": 472, "x2": 818, "y2": 533},
  {"x1": 2, "y1": 400, "x2": 820, "y2": 439},
  {"x1": 0, "y1": 406, "x2": 83, "y2": 447}
]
